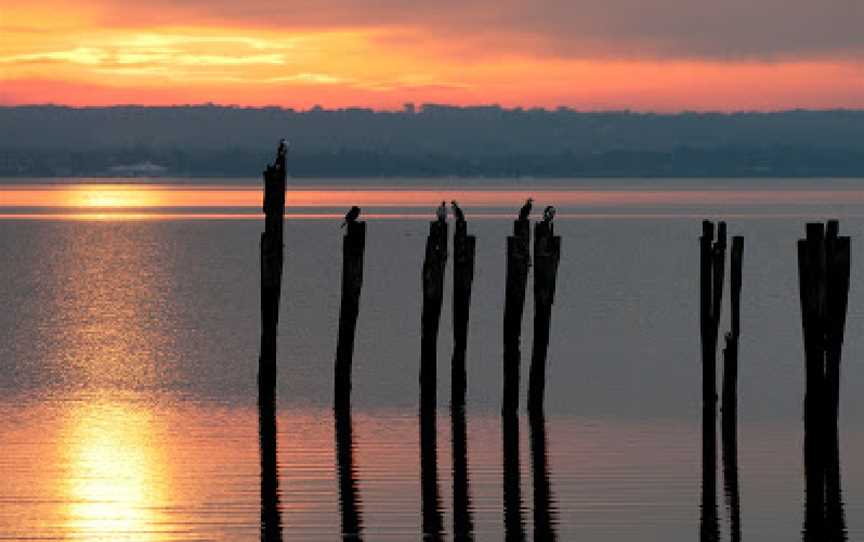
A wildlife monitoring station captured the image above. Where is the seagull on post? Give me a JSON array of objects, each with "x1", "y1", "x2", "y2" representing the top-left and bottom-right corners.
[
  {"x1": 342, "y1": 206, "x2": 361, "y2": 228},
  {"x1": 451, "y1": 200, "x2": 465, "y2": 222},
  {"x1": 518, "y1": 197, "x2": 533, "y2": 221},
  {"x1": 436, "y1": 201, "x2": 447, "y2": 222}
]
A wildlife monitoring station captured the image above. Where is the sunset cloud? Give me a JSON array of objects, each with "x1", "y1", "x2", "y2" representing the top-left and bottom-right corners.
[{"x1": 1, "y1": 0, "x2": 862, "y2": 109}]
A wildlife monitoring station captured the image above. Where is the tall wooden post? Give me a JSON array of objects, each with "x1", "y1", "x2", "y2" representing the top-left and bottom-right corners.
[
  {"x1": 259, "y1": 148, "x2": 287, "y2": 390},
  {"x1": 502, "y1": 219, "x2": 530, "y2": 414},
  {"x1": 452, "y1": 218, "x2": 476, "y2": 408},
  {"x1": 420, "y1": 220, "x2": 448, "y2": 411},
  {"x1": 527, "y1": 220, "x2": 561, "y2": 413},
  {"x1": 721, "y1": 235, "x2": 743, "y2": 542},
  {"x1": 334, "y1": 221, "x2": 366, "y2": 408},
  {"x1": 699, "y1": 220, "x2": 724, "y2": 542}
]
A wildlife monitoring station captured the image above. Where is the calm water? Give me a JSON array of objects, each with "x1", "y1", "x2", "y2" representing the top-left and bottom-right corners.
[{"x1": 2, "y1": 178, "x2": 864, "y2": 540}]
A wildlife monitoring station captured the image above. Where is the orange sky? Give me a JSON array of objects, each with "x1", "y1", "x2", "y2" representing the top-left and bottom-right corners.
[{"x1": 1, "y1": 0, "x2": 862, "y2": 110}]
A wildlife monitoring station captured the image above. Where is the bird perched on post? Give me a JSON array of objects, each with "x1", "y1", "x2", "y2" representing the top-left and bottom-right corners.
[
  {"x1": 277, "y1": 138, "x2": 289, "y2": 159},
  {"x1": 451, "y1": 200, "x2": 465, "y2": 222},
  {"x1": 518, "y1": 198, "x2": 533, "y2": 221},
  {"x1": 342, "y1": 206, "x2": 361, "y2": 228},
  {"x1": 542, "y1": 205, "x2": 556, "y2": 224},
  {"x1": 436, "y1": 201, "x2": 447, "y2": 222}
]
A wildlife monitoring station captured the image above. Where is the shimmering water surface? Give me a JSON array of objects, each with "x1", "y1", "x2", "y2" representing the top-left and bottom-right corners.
[{"x1": 2, "y1": 178, "x2": 864, "y2": 541}]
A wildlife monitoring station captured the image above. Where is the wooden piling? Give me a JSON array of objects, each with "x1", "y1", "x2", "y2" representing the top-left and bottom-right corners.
[
  {"x1": 502, "y1": 219, "x2": 530, "y2": 414},
  {"x1": 797, "y1": 220, "x2": 850, "y2": 541},
  {"x1": 259, "y1": 149, "x2": 287, "y2": 390},
  {"x1": 334, "y1": 221, "x2": 366, "y2": 407},
  {"x1": 721, "y1": 235, "x2": 743, "y2": 542},
  {"x1": 421, "y1": 220, "x2": 448, "y2": 411},
  {"x1": 527, "y1": 220, "x2": 561, "y2": 414},
  {"x1": 451, "y1": 218, "x2": 476, "y2": 408},
  {"x1": 699, "y1": 220, "x2": 725, "y2": 542}
]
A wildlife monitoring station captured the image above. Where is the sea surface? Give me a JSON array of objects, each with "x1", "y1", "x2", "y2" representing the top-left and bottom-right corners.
[{"x1": 2, "y1": 177, "x2": 864, "y2": 541}]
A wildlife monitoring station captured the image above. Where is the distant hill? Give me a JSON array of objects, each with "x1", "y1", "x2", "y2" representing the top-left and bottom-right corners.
[{"x1": 2, "y1": 105, "x2": 863, "y2": 177}]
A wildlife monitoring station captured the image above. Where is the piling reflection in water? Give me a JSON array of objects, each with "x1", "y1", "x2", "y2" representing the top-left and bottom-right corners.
[
  {"x1": 334, "y1": 403, "x2": 363, "y2": 540},
  {"x1": 258, "y1": 388, "x2": 283, "y2": 542},
  {"x1": 421, "y1": 406, "x2": 444, "y2": 539},
  {"x1": 451, "y1": 404, "x2": 474, "y2": 541},
  {"x1": 529, "y1": 412, "x2": 557, "y2": 541},
  {"x1": 502, "y1": 413, "x2": 526, "y2": 541}
]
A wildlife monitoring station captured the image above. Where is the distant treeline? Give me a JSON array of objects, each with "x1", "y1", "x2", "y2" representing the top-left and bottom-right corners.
[{"x1": 2, "y1": 105, "x2": 863, "y2": 177}]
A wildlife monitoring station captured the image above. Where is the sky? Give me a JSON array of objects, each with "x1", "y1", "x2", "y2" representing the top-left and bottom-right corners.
[{"x1": 1, "y1": 0, "x2": 862, "y2": 111}]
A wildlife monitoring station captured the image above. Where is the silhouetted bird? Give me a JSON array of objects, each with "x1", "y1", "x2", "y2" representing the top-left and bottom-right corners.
[
  {"x1": 277, "y1": 138, "x2": 289, "y2": 158},
  {"x1": 342, "y1": 206, "x2": 361, "y2": 228},
  {"x1": 542, "y1": 205, "x2": 555, "y2": 223},
  {"x1": 436, "y1": 201, "x2": 447, "y2": 222},
  {"x1": 518, "y1": 198, "x2": 533, "y2": 221},
  {"x1": 451, "y1": 200, "x2": 465, "y2": 222}
]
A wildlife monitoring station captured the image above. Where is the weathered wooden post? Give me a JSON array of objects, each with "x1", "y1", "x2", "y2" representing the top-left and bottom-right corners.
[
  {"x1": 721, "y1": 235, "x2": 743, "y2": 542},
  {"x1": 527, "y1": 217, "x2": 561, "y2": 413},
  {"x1": 699, "y1": 220, "x2": 724, "y2": 542},
  {"x1": 259, "y1": 143, "x2": 288, "y2": 390},
  {"x1": 502, "y1": 218, "x2": 530, "y2": 414},
  {"x1": 421, "y1": 217, "x2": 448, "y2": 411},
  {"x1": 451, "y1": 213, "x2": 476, "y2": 408},
  {"x1": 798, "y1": 220, "x2": 850, "y2": 541},
  {"x1": 334, "y1": 219, "x2": 366, "y2": 408},
  {"x1": 420, "y1": 208, "x2": 447, "y2": 539},
  {"x1": 334, "y1": 404, "x2": 363, "y2": 539}
]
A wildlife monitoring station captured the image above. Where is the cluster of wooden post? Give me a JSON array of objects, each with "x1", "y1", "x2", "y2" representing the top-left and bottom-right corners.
[
  {"x1": 798, "y1": 221, "x2": 849, "y2": 541},
  {"x1": 699, "y1": 221, "x2": 744, "y2": 542}
]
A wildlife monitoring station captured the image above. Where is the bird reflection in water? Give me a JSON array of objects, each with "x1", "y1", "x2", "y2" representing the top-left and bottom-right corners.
[
  {"x1": 334, "y1": 401, "x2": 363, "y2": 540},
  {"x1": 259, "y1": 386, "x2": 283, "y2": 542}
]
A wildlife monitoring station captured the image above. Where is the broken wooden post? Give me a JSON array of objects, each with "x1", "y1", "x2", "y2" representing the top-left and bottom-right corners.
[
  {"x1": 334, "y1": 219, "x2": 366, "y2": 408},
  {"x1": 527, "y1": 218, "x2": 561, "y2": 413},
  {"x1": 259, "y1": 143, "x2": 288, "y2": 390},
  {"x1": 502, "y1": 218, "x2": 530, "y2": 414},
  {"x1": 721, "y1": 235, "x2": 743, "y2": 542},
  {"x1": 451, "y1": 215, "x2": 476, "y2": 408},
  {"x1": 420, "y1": 219, "x2": 448, "y2": 412}
]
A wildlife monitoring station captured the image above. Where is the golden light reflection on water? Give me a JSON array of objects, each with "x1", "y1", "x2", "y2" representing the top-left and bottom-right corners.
[{"x1": 61, "y1": 400, "x2": 168, "y2": 540}]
